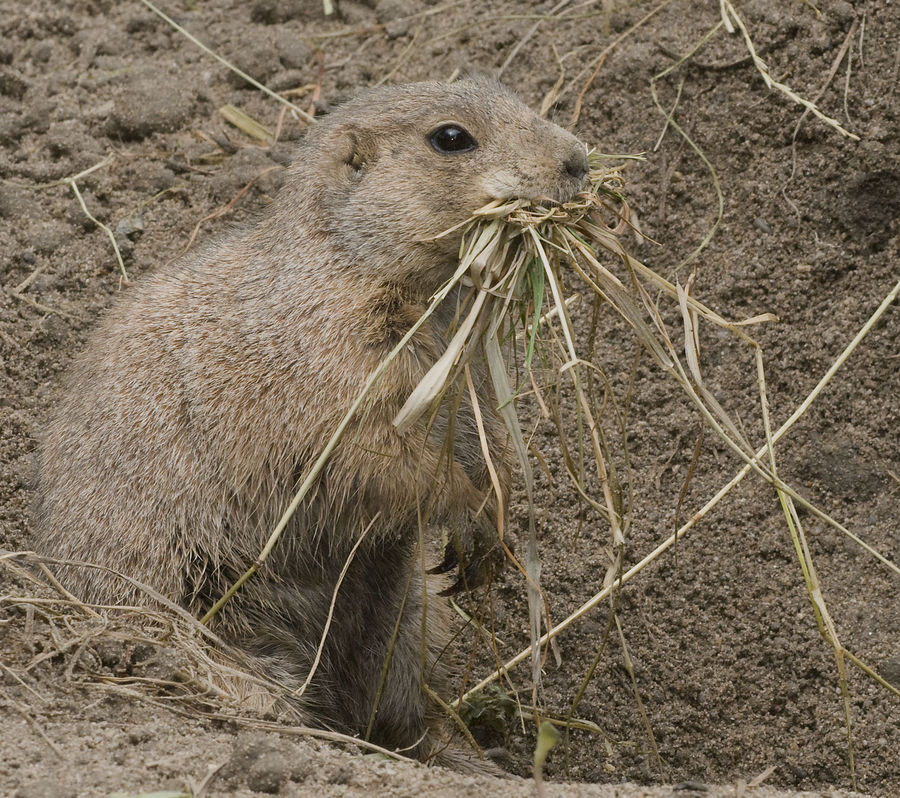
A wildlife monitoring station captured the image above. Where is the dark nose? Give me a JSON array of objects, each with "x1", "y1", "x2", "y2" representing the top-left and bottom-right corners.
[{"x1": 564, "y1": 148, "x2": 588, "y2": 182}]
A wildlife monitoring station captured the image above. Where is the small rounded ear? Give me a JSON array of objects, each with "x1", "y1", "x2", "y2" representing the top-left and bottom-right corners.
[
  {"x1": 452, "y1": 66, "x2": 501, "y2": 85},
  {"x1": 331, "y1": 125, "x2": 378, "y2": 174}
]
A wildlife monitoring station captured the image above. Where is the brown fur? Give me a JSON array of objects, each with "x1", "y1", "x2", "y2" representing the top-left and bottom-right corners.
[{"x1": 33, "y1": 78, "x2": 587, "y2": 766}]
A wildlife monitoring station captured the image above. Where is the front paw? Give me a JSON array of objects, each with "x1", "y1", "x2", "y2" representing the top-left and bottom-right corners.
[{"x1": 429, "y1": 515, "x2": 506, "y2": 596}]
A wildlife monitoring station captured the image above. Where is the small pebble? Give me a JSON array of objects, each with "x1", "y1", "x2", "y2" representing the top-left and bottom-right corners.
[
  {"x1": 247, "y1": 750, "x2": 292, "y2": 794},
  {"x1": 753, "y1": 217, "x2": 772, "y2": 234}
]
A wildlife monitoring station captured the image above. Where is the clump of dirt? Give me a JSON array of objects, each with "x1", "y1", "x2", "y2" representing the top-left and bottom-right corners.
[{"x1": 1, "y1": 0, "x2": 897, "y2": 796}]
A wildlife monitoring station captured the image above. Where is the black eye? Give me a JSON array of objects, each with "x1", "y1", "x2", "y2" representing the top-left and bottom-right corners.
[{"x1": 428, "y1": 124, "x2": 478, "y2": 154}]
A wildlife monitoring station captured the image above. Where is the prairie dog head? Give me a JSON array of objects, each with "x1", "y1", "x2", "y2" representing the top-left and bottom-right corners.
[{"x1": 287, "y1": 77, "x2": 588, "y2": 283}]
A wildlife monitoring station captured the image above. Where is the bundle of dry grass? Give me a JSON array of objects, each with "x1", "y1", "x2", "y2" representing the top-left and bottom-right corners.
[
  {"x1": 348, "y1": 150, "x2": 899, "y2": 780},
  {"x1": 408, "y1": 152, "x2": 900, "y2": 786},
  {"x1": 393, "y1": 154, "x2": 641, "y2": 692}
]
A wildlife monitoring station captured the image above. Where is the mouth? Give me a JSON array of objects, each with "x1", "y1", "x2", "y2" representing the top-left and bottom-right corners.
[
  {"x1": 480, "y1": 171, "x2": 587, "y2": 207},
  {"x1": 525, "y1": 178, "x2": 587, "y2": 206},
  {"x1": 553, "y1": 177, "x2": 588, "y2": 205}
]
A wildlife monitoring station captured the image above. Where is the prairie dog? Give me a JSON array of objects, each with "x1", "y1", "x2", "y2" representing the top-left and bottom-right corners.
[{"x1": 34, "y1": 77, "x2": 587, "y2": 764}]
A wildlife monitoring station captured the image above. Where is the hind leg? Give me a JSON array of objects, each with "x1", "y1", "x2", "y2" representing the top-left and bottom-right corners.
[
  {"x1": 320, "y1": 544, "x2": 436, "y2": 750},
  {"x1": 343, "y1": 550, "x2": 501, "y2": 773},
  {"x1": 233, "y1": 540, "x2": 495, "y2": 770},
  {"x1": 363, "y1": 567, "x2": 445, "y2": 754}
]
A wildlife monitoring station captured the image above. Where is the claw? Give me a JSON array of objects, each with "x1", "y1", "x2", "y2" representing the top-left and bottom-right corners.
[
  {"x1": 462, "y1": 558, "x2": 487, "y2": 589},
  {"x1": 438, "y1": 578, "x2": 465, "y2": 597},
  {"x1": 427, "y1": 544, "x2": 459, "y2": 575},
  {"x1": 437, "y1": 552, "x2": 494, "y2": 596},
  {"x1": 431, "y1": 508, "x2": 506, "y2": 596}
]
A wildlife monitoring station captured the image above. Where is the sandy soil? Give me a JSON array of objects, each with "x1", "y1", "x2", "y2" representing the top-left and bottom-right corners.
[{"x1": 1, "y1": 0, "x2": 898, "y2": 796}]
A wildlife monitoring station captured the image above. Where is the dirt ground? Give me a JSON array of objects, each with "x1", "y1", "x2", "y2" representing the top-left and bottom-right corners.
[{"x1": 1, "y1": 0, "x2": 898, "y2": 796}]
